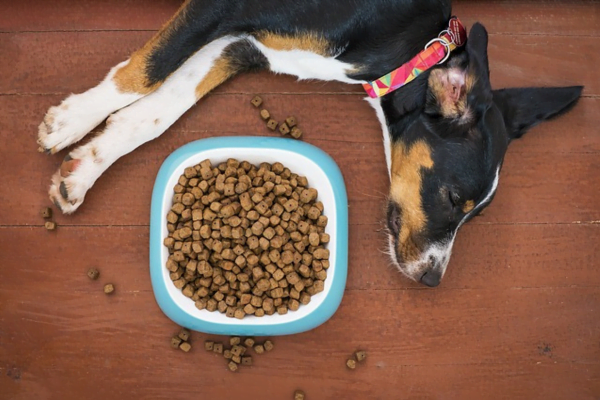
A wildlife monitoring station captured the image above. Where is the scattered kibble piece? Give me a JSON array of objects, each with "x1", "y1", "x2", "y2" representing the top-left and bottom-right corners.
[
  {"x1": 205, "y1": 340, "x2": 214, "y2": 351},
  {"x1": 171, "y1": 336, "x2": 182, "y2": 349},
  {"x1": 279, "y1": 123, "x2": 290, "y2": 136},
  {"x1": 285, "y1": 116, "x2": 297, "y2": 128},
  {"x1": 178, "y1": 328, "x2": 190, "y2": 341},
  {"x1": 260, "y1": 109, "x2": 270, "y2": 120},
  {"x1": 213, "y1": 343, "x2": 223, "y2": 354},
  {"x1": 103, "y1": 283, "x2": 114, "y2": 294},
  {"x1": 45, "y1": 221, "x2": 56, "y2": 231},
  {"x1": 228, "y1": 361, "x2": 238, "y2": 372},
  {"x1": 251, "y1": 96, "x2": 263, "y2": 108},
  {"x1": 294, "y1": 390, "x2": 305, "y2": 400},
  {"x1": 241, "y1": 356, "x2": 252, "y2": 366},
  {"x1": 230, "y1": 337, "x2": 241, "y2": 346},
  {"x1": 355, "y1": 350, "x2": 367, "y2": 362},
  {"x1": 179, "y1": 342, "x2": 192, "y2": 352},
  {"x1": 346, "y1": 359, "x2": 356, "y2": 369},
  {"x1": 244, "y1": 338, "x2": 255, "y2": 347},
  {"x1": 41, "y1": 207, "x2": 53, "y2": 219},
  {"x1": 267, "y1": 119, "x2": 278, "y2": 131},
  {"x1": 290, "y1": 127, "x2": 303, "y2": 139},
  {"x1": 254, "y1": 344, "x2": 265, "y2": 354},
  {"x1": 224, "y1": 349, "x2": 232, "y2": 359},
  {"x1": 264, "y1": 340, "x2": 274, "y2": 352},
  {"x1": 87, "y1": 268, "x2": 100, "y2": 280}
]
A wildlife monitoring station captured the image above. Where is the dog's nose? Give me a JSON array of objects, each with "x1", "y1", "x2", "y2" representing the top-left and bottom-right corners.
[{"x1": 420, "y1": 270, "x2": 441, "y2": 287}]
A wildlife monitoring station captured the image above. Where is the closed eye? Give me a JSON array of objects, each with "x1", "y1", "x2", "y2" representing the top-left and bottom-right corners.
[{"x1": 448, "y1": 190, "x2": 461, "y2": 208}]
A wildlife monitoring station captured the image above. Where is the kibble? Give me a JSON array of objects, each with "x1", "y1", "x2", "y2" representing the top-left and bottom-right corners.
[
  {"x1": 103, "y1": 283, "x2": 114, "y2": 294},
  {"x1": 346, "y1": 359, "x2": 356, "y2": 369},
  {"x1": 294, "y1": 390, "x2": 305, "y2": 400},
  {"x1": 41, "y1": 207, "x2": 53, "y2": 219},
  {"x1": 251, "y1": 96, "x2": 263, "y2": 108},
  {"x1": 45, "y1": 221, "x2": 57, "y2": 231},
  {"x1": 171, "y1": 336, "x2": 182, "y2": 349},
  {"x1": 355, "y1": 350, "x2": 367, "y2": 362},
  {"x1": 87, "y1": 268, "x2": 100, "y2": 280},
  {"x1": 164, "y1": 159, "x2": 330, "y2": 319},
  {"x1": 179, "y1": 342, "x2": 192, "y2": 352},
  {"x1": 178, "y1": 328, "x2": 190, "y2": 341}
]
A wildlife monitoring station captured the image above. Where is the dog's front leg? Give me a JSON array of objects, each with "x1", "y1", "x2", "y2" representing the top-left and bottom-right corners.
[{"x1": 50, "y1": 36, "x2": 242, "y2": 213}]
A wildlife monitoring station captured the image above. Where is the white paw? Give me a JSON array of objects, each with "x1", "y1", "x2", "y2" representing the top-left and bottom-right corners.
[
  {"x1": 49, "y1": 146, "x2": 105, "y2": 214},
  {"x1": 37, "y1": 97, "x2": 107, "y2": 154}
]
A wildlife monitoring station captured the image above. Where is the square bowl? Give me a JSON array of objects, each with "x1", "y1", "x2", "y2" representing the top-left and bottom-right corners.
[{"x1": 150, "y1": 136, "x2": 348, "y2": 336}]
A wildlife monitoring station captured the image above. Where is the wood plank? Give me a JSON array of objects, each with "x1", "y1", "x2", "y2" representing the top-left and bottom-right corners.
[
  {"x1": 0, "y1": 32, "x2": 596, "y2": 95},
  {"x1": 1, "y1": 278, "x2": 598, "y2": 399},
  {"x1": 0, "y1": 94, "x2": 597, "y2": 226},
  {"x1": 0, "y1": 224, "x2": 598, "y2": 292},
  {"x1": 1, "y1": 0, "x2": 598, "y2": 37}
]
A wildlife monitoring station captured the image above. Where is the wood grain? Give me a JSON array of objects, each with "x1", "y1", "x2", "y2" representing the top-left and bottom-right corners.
[
  {"x1": 1, "y1": 1, "x2": 599, "y2": 399},
  {"x1": 2, "y1": 0, "x2": 598, "y2": 36}
]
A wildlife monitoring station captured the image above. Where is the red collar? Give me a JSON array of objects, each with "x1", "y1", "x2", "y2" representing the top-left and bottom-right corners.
[{"x1": 363, "y1": 17, "x2": 467, "y2": 98}]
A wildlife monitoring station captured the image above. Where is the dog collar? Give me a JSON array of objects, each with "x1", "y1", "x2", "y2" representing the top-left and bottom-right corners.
[{"x1": 363, "y1": 17, "x2": 467, "y2": 98}]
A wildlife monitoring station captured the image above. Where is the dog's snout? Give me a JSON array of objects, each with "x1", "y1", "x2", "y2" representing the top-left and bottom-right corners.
[{"x1": 420, "y1": 270, "x2": 441, "y2": 287}]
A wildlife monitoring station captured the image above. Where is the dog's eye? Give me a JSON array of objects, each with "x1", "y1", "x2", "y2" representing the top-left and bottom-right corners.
[{"x1": 448, "y1": 191, "x2": 461, "y2": 208}]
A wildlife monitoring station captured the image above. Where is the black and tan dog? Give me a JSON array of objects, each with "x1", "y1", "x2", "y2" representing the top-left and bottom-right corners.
[{"x1": 37, "y1": 0, "x2": 582, "y2": 286}]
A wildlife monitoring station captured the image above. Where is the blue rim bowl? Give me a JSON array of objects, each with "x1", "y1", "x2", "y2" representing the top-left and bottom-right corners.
[{"x1": 150, "y1": 136, "x2": 348, "y2": 336}]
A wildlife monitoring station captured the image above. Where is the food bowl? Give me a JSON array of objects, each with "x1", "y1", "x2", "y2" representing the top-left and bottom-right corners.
[{"x1": 149, "y1": 136, "x2": 348, "y2": 336}]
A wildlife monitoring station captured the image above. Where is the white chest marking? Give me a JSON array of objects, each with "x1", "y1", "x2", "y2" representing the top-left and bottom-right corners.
[{"x1": 366, "y1": 97, "x2": 392, "y2": 179}]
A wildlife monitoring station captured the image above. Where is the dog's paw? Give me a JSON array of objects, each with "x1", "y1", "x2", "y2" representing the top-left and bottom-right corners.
[
  {"x1": 37, "y1": 99, "x2": 101, "y2": 155},
  {"x1": 48, "y1": 148, "x2": 102, "y2": 214}
]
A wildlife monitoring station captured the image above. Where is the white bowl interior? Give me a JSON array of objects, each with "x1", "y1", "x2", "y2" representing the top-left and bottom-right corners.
[{"x1": 160, "y1": 147, "x2": 338, "y2": 326}]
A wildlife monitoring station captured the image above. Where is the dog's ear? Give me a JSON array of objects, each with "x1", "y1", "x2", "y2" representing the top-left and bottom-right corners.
[
  {"x1": 493, "y1": 86, "x2": 583, "y2": 139},
  {"x1": 466, "y1": 23, "x2": 490, "y2": 82}
]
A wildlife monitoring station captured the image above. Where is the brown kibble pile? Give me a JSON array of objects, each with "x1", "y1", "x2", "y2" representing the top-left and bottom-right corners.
[
  {"x1": 205, "y1": 336, "x2": 274, "y2": 372},
  {"x1": 164, "y1": 158, "x2": 330, "y2": 319},
  {"x1": 41, "y1": 207, "x2": 58, "y2": 231},
  {"x1": 251, "y1": 96, "x2": 303, "y2": 140}
]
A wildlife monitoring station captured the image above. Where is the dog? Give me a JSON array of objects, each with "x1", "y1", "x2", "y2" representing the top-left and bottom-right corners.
[{"x1": 37, "y1": 0, "x2": 582, "y2": 287}]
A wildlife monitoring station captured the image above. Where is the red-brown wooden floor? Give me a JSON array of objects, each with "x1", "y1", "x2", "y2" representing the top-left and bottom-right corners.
[{"x1": 1, "y1": 1, "x2": 599, "y2": 399}]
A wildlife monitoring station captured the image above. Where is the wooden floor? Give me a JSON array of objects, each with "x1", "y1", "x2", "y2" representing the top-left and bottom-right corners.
[{"x1": 1, "y1": 1, "x2": 599, "y2": 399}]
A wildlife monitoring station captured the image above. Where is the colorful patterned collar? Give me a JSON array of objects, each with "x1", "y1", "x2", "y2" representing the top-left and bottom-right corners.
[{"x1": 363, "y1": 17, "x2": 468, "y2": 98}]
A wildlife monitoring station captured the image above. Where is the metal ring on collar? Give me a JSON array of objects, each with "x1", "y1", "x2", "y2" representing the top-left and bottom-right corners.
[{"x1": 424, "y1": 37, "x2": 452, "y2": 65}]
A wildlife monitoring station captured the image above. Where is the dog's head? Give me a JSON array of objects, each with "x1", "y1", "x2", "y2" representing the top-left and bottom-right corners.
[{"x1": 381, "y1": 23, "x2": 582, "y2": 287}]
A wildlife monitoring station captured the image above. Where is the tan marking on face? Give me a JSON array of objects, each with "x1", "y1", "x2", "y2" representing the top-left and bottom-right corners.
[
  {"x1": 194, "y1": 57, "x2": 237, "y2": 99},
  {"x1": 113, "y1": 0, "x2": 192, "y2": 94},
  {"x1": 428, "y1": 68, "x2": 476, "y2": 119},
  {"x1": 390, "y1": 140, "x2": 434, "y2": 262},
  {"x1": 462, "y1": 200, "x2": 475, "y2": 214},
  {"x1": 255, "y1": 32, "x2": 331, "y2": 56}
]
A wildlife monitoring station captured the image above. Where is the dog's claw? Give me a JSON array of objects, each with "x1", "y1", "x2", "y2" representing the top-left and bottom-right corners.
[{"x1": 59, "y1": 181, "x2": 69, "y2": 200}]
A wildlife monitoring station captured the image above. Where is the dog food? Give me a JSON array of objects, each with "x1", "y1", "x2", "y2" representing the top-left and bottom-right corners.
[
  {"x1": 87, "y1": 268, "x2": 100, "y2": 280},
  {"x1": 260, "y1": 109, "x2": 271, "y2": 120},
  {"x1": 346, "y1": 359, "x2": 356, "y2": 369},
  {"x1": 267, "y1": 119, "x2": 278, "y2": 131},
  {"x1": 103, "y1": 283, "x2": 114, "y2": 294},
  {"x1": 355, "y1": 350, "x2": 367, "y2": 362},
  {"x1": 294, "y1": 390, "x2": 305, "y2": 400},
  {"x1": 285, "y1": 117, "x2": 297, "y2": 128},
  {"x1": 205, "y1": 340, "x2": 214, "y2": 351},
  {"x1": 179, "y1": 342, "x2": 192, "y2": 352},
  {"x1": 178, "y1": 328, "x2": 190, "y2": 341},
  {"x1": 164, "y1": 158, "x2": 330, "y2": 319},
  {"x1": 290, "y1": 127, "x2": 303, "y2": 139},
  {"x1": 171, "y1": 336, "x2": 182, "y2": 349},
  {"x1": 41, "y1": 207, "x2": 53, "y2": 219},
  {"x1": 279, "y1": 123, "x2": 290, "y2": 135},
  {"x1": 228, "y1": 361, "x2": 238, "y2": 372},
  {"x1": 251, "y1": 96, "x2": 263, "y2": 108},
  {"x1": 45, "y1": 221, "x2": 57, "y2": 231}
]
